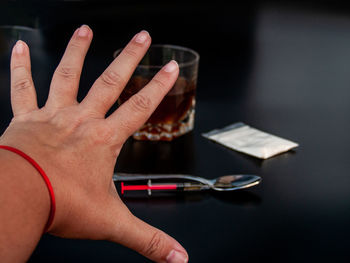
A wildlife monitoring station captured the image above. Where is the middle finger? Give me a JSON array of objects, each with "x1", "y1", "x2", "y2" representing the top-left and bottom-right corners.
[{"x1": 81, "y1": 30, "x2": 151, "y2": 117}]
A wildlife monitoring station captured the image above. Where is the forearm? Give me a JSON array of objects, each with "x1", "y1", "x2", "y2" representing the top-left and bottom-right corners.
[{"x1": 0, "y1": 148, "x2": 50, "y2": 262}]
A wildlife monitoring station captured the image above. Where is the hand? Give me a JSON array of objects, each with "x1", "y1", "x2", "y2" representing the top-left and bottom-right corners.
[{"x1": 0, "y1": 25, "x2": 188, "y2": 263}]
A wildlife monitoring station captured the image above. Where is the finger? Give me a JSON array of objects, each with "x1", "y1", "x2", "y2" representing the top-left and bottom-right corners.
[
  {"x1": 110, "y1": 206, "x2": 188, "y2": 263},
  {"x1": 80, "y1": 30, "x2": 151, "y2": 116},
  {"x1": 46, "y1": 25, "x2": 92, "y2": 109},
  {"x1": 10, "y1": 40, "x2": 38, "y2": 116},
  {"x1": 106, "y1": 60, "x2": 179, "y2": 143}
]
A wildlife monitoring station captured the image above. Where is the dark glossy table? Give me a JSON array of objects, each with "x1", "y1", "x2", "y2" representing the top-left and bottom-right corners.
[{"x1": 1, "y1": 3, "x2": 350, "y2": 263}]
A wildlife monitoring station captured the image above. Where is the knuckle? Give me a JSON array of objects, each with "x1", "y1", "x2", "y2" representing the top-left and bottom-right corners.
[
  {"x1": 118, "y1": 118, "x2": 138, "y2": 135},
  {"x1": 13, "y1": 78, "x2": 32, "y2": 92},
  {"x1": 11, "y1": 64, "x2": 26, "y2": 71},
  {"x1": 100, "y1": 70, "x2": 125, "y2": 87},
  {"x1": 92, "y1": 123, "x2": 113, "y2": 144},
  {"x1": 144, "y1": 232, "x2": 164, "y2": 257},
  {"x1": 123, "y1": 47, "x2": 139, "y2": 59},
  {"x1": 68, "y1": 40, "x2": 83, "y2": 49},
  {"x1": 11, "y1": 112, "x2": 33, "y2": 122},
  {"x1": 56, "y1": 66, "x2": 79, "y2": 80},
  {"x1": 129, "y1": 93, "x2": 152, "y2": 112},
  {"x1": 151, "y1": 78, "x2": 167, "y2": 91}
]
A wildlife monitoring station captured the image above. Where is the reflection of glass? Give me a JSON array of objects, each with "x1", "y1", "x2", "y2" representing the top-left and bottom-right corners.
[
  {"x1": 0, "y1": 26, "x2": 41, "y2": 57},
  {"x1": 116, "y1": 133, "x2": 195, "y2": 175},
  {"x1": 114, "y1": 45, "x2": 199, "y2": 141}
]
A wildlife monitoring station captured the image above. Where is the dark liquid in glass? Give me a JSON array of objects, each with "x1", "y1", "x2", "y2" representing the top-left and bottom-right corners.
[{"x1": 119, "y1": 76, "x2": 196, "y2": 140}]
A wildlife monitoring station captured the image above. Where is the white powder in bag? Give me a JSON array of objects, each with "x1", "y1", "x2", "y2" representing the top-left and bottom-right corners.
[{"x1": 202, "y1": 122, "x2": 299, "y2": 159}]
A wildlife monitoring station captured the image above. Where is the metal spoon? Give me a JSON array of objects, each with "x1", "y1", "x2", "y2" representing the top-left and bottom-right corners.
[{"x1": 113, "y1": 173, "x2": 261, "y2": 195}]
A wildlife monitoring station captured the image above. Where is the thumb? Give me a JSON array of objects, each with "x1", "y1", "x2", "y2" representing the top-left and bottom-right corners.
[{"x1": 108, "y1": 202, "x2": 188, "y2": 263}]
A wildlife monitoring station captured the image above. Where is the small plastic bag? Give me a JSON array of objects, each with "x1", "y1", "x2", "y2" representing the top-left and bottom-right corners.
[{"x1": 202, "y1": 122, "x2": 299, "y2": 159}]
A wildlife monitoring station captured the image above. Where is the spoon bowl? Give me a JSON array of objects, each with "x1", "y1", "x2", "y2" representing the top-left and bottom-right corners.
[{"x1": 210, "y1": 175, "x2": 261, "y2": 191}]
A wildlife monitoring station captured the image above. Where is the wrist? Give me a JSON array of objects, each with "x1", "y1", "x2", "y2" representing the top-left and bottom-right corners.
[
  {"x1": 0, "y1": 147, "x2": 51, "y2": 232},
  {"x1": 0, "y1": 133, "x2": 69, "y2": 233},
  {"x1": 0, "y1": 148, "x2": 51, "y2": 261}
]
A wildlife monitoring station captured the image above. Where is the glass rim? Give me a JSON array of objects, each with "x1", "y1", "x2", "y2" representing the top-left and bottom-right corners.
[
  {"x1": 113, "y1": 44, "x2": 200, "y2": 69},
  {"x1": 0, "y1": 25, "x2": 38, "y2": 31}
]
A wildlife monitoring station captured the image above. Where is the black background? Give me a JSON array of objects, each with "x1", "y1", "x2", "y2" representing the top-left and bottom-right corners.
[{"x1": 1, "y1": 1, "x2": 350, "y2": 262}]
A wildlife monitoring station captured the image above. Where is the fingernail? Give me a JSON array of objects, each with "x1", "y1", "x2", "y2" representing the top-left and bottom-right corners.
[
  {"x1": 78, "y1": 25, "x2": 90, "y2": 37},
  {"x1": 166, "y1": 250, "x2": 188, "y2": 263},
  {"x1": 14, "y1": 41, "x2": 24, "y2": 54},
  {"x1": 163, "y1": 60, "x2": 178, "y2": 73},
  {"x1": 134, "y1": 30, "x2": 149, "y2": 44}
]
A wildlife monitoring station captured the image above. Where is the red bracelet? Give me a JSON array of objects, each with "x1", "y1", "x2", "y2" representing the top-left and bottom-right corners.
[{"x1": 0, "y1": 145, "x2": 55, "y2": 233}]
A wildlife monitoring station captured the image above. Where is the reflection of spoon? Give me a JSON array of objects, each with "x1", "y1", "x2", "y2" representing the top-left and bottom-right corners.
[{"x1": 113, "y1": 173, "x2": 261, "y2": 195}]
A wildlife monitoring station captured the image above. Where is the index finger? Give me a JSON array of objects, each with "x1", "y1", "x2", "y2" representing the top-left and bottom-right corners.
[
  {"x1": 106, "y1": 60, "x2": 179, "y2": 143},
  {"x1": 46, "y1": 25, "x2": 93, "y2": 109}
]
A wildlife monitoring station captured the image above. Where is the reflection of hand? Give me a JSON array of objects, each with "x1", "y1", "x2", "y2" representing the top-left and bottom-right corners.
[{"x1": 0, "y1": 25, "x2": 187, "y2": 263}]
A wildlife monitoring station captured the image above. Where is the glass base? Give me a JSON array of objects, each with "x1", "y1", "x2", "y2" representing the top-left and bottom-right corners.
[{"x1": 132, "y1": 109, "x2": 195, "y2": 141}]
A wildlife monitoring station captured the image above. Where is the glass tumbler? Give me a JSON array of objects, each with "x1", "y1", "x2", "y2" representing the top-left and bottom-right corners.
[{"x1": 114, "y1": 44, "x2": 199, "y2": 141}]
